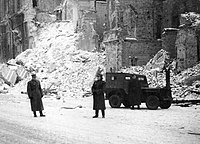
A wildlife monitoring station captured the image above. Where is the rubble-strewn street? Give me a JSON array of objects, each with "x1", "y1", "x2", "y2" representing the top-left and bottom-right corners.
[
  {"x1": 1, "y1": 22, "x2": 106, "y2": 98},
  {"x1": 0, "y1": 94, "x2": 200, "y2": 144},
  {"x1": 1, "y1": 0, "x2": 200, "y2": 144},
  {"x1": 120, "y1": 49, "x2": 200, "y2": 101}
]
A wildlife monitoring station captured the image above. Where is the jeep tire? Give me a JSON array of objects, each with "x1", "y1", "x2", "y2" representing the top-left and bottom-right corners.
[
  {"x1": 146, "y1": 95, "x2": 160, "y2": 110},
  {"x1": 109, "y1": 95, "x2": 121, "y2": 108}
]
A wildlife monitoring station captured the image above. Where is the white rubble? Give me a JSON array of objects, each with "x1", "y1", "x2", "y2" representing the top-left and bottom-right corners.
[{"x1": 10, "y1": 22, "x2": 106, "y2": 98}]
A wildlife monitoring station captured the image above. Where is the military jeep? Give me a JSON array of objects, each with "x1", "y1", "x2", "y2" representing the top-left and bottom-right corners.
[{"x1": 105, "y1": 70, "x2": 172, "y2": 110}]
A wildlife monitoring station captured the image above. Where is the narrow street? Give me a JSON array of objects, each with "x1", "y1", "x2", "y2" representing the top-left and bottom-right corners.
[{"x1": 0, "y1": 94, "x2": 199, "y2": 144}]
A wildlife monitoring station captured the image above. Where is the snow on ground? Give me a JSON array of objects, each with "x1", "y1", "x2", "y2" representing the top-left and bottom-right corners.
[{"x1": 0, "y1": 94, "x2": 200, "y2": 144}]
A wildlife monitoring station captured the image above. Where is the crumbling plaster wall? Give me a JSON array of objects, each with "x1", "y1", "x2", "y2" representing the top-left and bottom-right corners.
[
  {"x1": 122, "y1": 40, "x2": 162, "y2": 67},
  {"x1": 0, "y1": 0, "x2": 33, "y2": 62},
  {"x1": 163, "y1": 0, "x2": 200, "y2": 28},
  {"x1": 176, "y1": 26, "x2": 198, "y2": 72},
  {"x1": 61, "y1": 0, "x2": 100, "y2": 52},
  {"x1": 107, "y1": 0, "x2": 163, "y2": 40},
  {"x1": 21, "y1": 0, "x2": 64, "y2": 49},
  {"x1": 175, "y1": 13, "x2": 200, "y2": 71},
  {"x1": 96, "y1": 1, "x2": 107, "y2": 42},
  {"x1": 21, "y1": 0, "x2": 38, "y2": 49},
  {"x1": 37, "y1": 0, "x2": 63, "y2": 12},
  {"x1": 105, "y1": 40, "x2": 123, "y2": 72},
  {"x1": 104, "y1": 0, "x2": 164, "y2": 71},
  {"x1": 162, "y1": 28, "x2": 178, "y2": 59}
]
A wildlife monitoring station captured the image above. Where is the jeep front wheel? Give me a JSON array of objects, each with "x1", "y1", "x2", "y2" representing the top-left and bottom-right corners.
[
  {"x1": 146, "y1": 95, "x2": 160, "y2": 110},
  {"x1": 109, "y1": 95, "x2": 121, "y2": 108}
]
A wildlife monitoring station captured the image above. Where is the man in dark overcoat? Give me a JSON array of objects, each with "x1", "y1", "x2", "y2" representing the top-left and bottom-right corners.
[
  {"x1": 128, "y1": 76, "x2": 141, "y2": 109},
  {"x1": 27, "y1": 73, "x2": 45, "y2": 117},
  {"x1": 92, "y1": 73, "x2": 106, "y2": 118}
]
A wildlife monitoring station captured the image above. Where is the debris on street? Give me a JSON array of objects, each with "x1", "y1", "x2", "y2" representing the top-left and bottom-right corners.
[
  {"x1": 120, "y1": 49, "x2": 200, "y2": 101},
  {"x1": 6, "y1": 22, "x2": 106, "y2": 98}
]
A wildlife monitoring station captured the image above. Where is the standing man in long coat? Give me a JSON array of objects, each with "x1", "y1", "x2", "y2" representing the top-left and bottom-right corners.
[
  {"x1": 92, "y1": 73, "x2": 106, "y2": 118},
  {"x1": 27, "y1": 73, "x2": 45, "y2": 117},
  {"x1": 128, "y1": 76, "x2": 141, "y2": 109}
]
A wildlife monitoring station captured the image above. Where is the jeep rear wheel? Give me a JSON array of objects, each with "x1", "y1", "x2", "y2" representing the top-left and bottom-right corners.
[
  {"x1": 160, "y1": 100, "x2": 171, "y2": 109},
  {"x1": 109, "y1": 95, "x2": 121, "y2": 108},
  {"x1": 146, "y1": 95, "x2": 160, "y2": 110}
]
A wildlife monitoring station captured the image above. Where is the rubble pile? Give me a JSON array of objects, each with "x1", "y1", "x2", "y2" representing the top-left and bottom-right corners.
[
  {"x1": 120, "y1": 49, "x2": 170, "y2": 88},
  {"x1": 171, "y1": 63, "x2": 200, "y2": 100},
  {"x1": 120, "y1": 49, "x2": 200, "y2": 100},
  {"x1": 8, "y1": 22, "x2": 106, "y2": 98},
  {"x1": 181, "y1": 12, "x2": 200, "y2": 27}
]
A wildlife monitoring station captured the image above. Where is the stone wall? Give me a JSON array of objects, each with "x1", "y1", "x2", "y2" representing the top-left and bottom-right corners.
[
  {"x1": 104, "y1": 38, "x2": 162, "y2": 71},
  {"x1": 37, "y1": 0, "x2": 62, "y2": 12},
  {"x1": 106, "y1": 0, "x2": 163, "y2": 40},
  {"x1": 96, "y1": 1, "x2": 107, "y2": 41},
  {"x1": 122, "y1": 40, "x2": 162, "y2": 67},
  {"x1": 176, "y1": 26, "x2": 198, "y2": 71},
  {"x1": 0, "y1": 0, "x2": 33, "y2": 62},
  {"x1": 104, "y1": 0, "x2": 164, "y2": 72},
  {"x1": 162, "y1": 28, "x2": 178, "y2": 59},
  {"x1": 163, "y1": 0, "x2": 200, "y2": 28},
  {"x1": 105, "y1": 40, "x2": 123, "y2": 72}
]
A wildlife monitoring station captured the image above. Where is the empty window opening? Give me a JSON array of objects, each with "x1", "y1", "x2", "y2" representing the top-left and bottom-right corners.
[{"x1": 32, "y1": 0, "x2": 38, "y2": 8}]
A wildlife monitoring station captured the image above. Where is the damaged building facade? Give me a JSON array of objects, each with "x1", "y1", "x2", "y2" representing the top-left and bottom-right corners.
[
  {"x1": 0, "y1": 0, "x2": 63, "y2": 62},
  {"x1": 163, "y1": 0, "x2": 200, "y2": 71},
  {"x1": 0, "y1": 0, "x2": 200, "y2": 72},
  {"x1": 0, "y1": 0, "x2": 28, "y2": 62},
  {"x1": 0, "y1": 0, "x2": 107, "y2": 62},
  {"x1": 54, "y1": 0, "x2": 107, "y2": 51},
  {"x1": 103, "y1": 0, "x2": 164, "y2": 72},
  {"x1": 104, "y1": 0, "x2": 200, "y2": 72}
]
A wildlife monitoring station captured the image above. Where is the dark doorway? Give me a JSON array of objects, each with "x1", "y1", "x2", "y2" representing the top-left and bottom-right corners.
[{"x1": 32, "y1": 0, "x2": 38, "y2": 8}]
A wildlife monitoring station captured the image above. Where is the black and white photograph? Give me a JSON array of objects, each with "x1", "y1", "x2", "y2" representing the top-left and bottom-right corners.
[{"x1": 0, "y1": 0, "x2": 200, "y2": 143}]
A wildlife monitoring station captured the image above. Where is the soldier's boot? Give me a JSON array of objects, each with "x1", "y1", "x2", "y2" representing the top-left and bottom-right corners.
[
  {"x1": 40, "y1": 111, "x2": 45, "y2": 117},
  {"x1": 33, "y1": 111, "x2": 37, "y2": 117},
  {"x1": 93, "y1": 110, "x2": 99, "y2": 118},
  {"x1": 137, "y1": 105, "x2": 140, "y2": 109},
  {"x1": 131, "y1": 106, "x2": 135, "y2": 110},
  {"x1": 102, "y1": 110, "x2": 105, "y2": 118}
]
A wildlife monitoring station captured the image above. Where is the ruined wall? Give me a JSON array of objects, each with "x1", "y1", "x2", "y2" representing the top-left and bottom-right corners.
[
  {"x1": 37, "y1": 0, "x2": 63, "y2": 12},
  {"x1": 103, "y1": 29, "x2": 162, "y2": 71},
  {"x1": 162, "y1": 28, "x2": 178, "y2": 59},
  {"x1": 103, "y1": 29, "x2": 122, "y2": 72},
  {"x1": 107, "y1": 0, "x2": 163, "y2": 40},
  {"x1": 104, "y1": 0, "x2": 164, "y2": 71},
  {"x1": 176, "y1": 26, "x2": 198, "y2": 71},
  {"x1": 0, "y1": 0, "x2": 22, "y2": 21},
  {"x1": 105, "y1": 40, "x2": 123, "y2": 72},
  {"x1": 163, "y1": 0, "x2": 200, "y2": 28},
  {"x1": 0, "y1": 0, "x2": 32, "y2": 62},
  {"x1": 122, "y1": 40, "x2": 162, "y2": 67},
  {"x1": 96, "y1": 1, "x2": 107, "y2": 41}
]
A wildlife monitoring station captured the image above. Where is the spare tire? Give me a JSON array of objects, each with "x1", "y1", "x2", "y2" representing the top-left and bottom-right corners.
[
  {"x1": 109, "y1": 95, "x2": 121, "y2": 108},
  {"x1": 146, "y1": 95, "x2": 160, "y2": 110}
]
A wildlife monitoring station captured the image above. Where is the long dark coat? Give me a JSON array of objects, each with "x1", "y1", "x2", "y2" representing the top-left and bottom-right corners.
[
  {"x1": 128, "y1": 79, "x2": 141, "y2": 106},
  {"x1": 27, "y1": 79, "x2": 44, "y2": 111},
  {"x1": 92, "y1": 80, "x2": 106, "y2": 110}
]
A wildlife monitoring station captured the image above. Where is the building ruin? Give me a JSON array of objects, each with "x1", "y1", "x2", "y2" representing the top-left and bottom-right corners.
[{"x1": 0, "y1": 0, "x2": 200, "y2": 72}]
